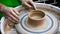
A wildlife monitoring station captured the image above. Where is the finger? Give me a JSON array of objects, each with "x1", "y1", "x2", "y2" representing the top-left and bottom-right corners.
[
  {"x1": 6, "y1": 17, "x2": 15, "y2": 26},
  {"x1": 5, "y1": 16, "x2": 15, "y2": 23},
  {"x1": 7, "y1": 16, "x2": 18, "y2": 24},
  {"x1": 29, "y1": 1, "x2": 36, "y2": 10},
  {"x1": 12, "y1": 8, "x2": 20, "y2": 15},
  {"x1": 23, "y1": 2, "x2": 32, "y2": 8},
  {"x1": 8, "y1": 13, "x2": 19, "y2": 23},
  {"x1": 9, "y1": 8, "x2": 19, "y2": 20}
]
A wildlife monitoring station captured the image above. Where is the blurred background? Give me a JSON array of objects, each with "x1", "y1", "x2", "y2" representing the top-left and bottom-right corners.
[
  {"x1": 34, "y1": 0, "x2": 60, "y2": 7},
  {"x1": 0, "y1": 0, "x2": 60, "y2": 34}
]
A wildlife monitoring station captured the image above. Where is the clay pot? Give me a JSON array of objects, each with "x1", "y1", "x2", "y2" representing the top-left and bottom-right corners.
[{"x1": 28, "y1": 10, "x2": 45, "y2": 27}]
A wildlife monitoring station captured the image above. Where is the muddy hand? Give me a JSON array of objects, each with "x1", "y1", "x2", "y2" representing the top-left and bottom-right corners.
[
  {"x1": 0, "y1": 3, "x2": 20, "y2": 24},
  {"x1": 22, "y1": 0, "x2": 36, "y2": 10}
]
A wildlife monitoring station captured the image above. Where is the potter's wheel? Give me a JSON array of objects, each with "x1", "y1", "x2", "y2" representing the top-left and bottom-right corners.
[
  {"x1": 0, "y1": 3, "x2": 60, "y2": 34},
  {"x1": 15, "y1": 9, "x2": 58, "y2": 34},
  {"x1": 14, "y1": 3, "x2": 60, "y2": 34},
  {"x1": 19, "y1": 11, "x2": 57, "y2": 33}
]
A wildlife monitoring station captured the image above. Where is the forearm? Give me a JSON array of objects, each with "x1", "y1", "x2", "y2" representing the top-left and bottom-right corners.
[
  {"x1": 0, "y1": 3, "x2": 6, "y2": 12},
  {"x1": 0, "y1": 3, "x2": 8, "y2": 12}
]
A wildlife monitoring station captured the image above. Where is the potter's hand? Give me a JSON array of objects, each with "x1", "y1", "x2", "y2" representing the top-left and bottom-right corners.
[
  {"x1": 22, "y1": 0, "x2": 36, "y2": 10},
  {"x1": 0, "y1": 4, "x2": 19, "y2": 24}
]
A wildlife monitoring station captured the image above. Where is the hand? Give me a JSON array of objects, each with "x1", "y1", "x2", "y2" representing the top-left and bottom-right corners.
[
  {"x1": 0, "y1": 4, "x2": 20, "y2": 24},
  {"x1": 22, "y1": 0, "x2": 36, "y2": 10}
]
